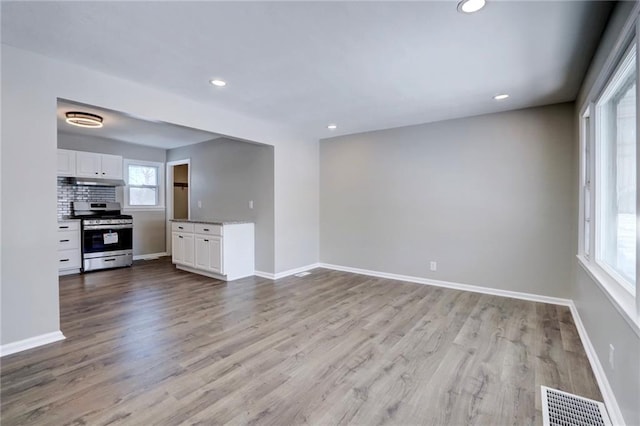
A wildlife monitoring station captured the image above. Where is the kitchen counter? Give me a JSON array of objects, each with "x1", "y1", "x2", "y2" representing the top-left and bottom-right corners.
[
  {"x1": 58, "y1": 217, "x2": 81, "y2": 222},
  {"x1": 170, "y1": 218, "x2": 253, "y2": 225}
]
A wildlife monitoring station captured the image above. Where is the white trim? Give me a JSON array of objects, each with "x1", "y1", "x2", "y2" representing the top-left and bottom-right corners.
[
  {"x1": 166, "y1": 159, "x2": 191, "y2": 256},
  {"x1": 318, "y1": 263, "x2": 571, "y2": 306},
  {"x1": 0, "y1": 331, "x2": 65, "y2": 357},
  {"x1": 124, "y1": 158, "x2": 165, "y2": 210},
  {"x1": 577, "y1": 255, "x2": 640, "y2": 337},
  {"x1": 133, "y1": 252, "x2": 168, "y2": 261},
  {"x1": 257, "y1": 263, "x2": 321, "y2": 280},
  {"x1": 254, "y1": 270, "x2": 275, "y2": 279},
  {"x1": 568, "y1": 302, "x2": 626, "y2": 426}
]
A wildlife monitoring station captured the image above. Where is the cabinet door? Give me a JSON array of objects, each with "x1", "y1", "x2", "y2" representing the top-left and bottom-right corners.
[
  {"x1": 172, "y1": 232, "x2": 184, "y2": 264},
  {"x1": 194, "y1": 235, "x2": 210, "y2": 270},
  {"x1": 208, "y1": 236, "x2": 223, "y2": 274},
  {"x1": 101, "y1": 154, "x2": 123, "y2": 179},
  {"x1": 182, "y1": 233, "x2": 195, "y2": 267},
  {"x1": 57, "y1": 149, "x2": 76, "y2": 176},
  {"x1": 76, "y1": 152, "x2": 101, "y2": 177}
]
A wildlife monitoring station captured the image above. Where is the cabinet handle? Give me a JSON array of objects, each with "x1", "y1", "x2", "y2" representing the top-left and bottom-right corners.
[
  {"x1": 102, "y1": 172, "x2": 106, "y2": 175},
  {"x1": 178, "y1": 226, "x2": 183, "y2": 230},
  {"x1": 203, "y1": 228, "x2": 210, "y2": 231},
  {"x1": 179, "y1": 236, "x2": 183, "y2": 239},
  {"x1": 95, "y1": 172, "x2": 99, "y2": 175},
  {"x1": 60, "y1": 239, "x2": 70, "y2": 242},
  {"x1": 204, "y1": 239, "x2": 209, "y2": 242},
  {"x1": 59, "y1": 226, "x2": 69, "y2": 229},
  {"x1": 60, "y1": 259, "x2": 70, "y2": 262},
  {"x1": 104, "y1": 258, "x2": 116, "y2": 262}
]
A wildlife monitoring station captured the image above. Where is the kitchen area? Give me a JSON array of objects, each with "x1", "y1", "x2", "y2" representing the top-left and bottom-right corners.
[{"x1": 56, "y1": 99, "x2": 275, "y2": 281}]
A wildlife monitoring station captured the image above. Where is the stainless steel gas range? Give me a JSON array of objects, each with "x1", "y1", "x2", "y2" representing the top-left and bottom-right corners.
[{"x1": 72, "y1": 202, "x2": 133, "y2": 272}]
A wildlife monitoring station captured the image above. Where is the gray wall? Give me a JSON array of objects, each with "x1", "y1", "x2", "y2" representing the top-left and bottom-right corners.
[
  {"x1": 58, "y1": 132, "x2": 167, "y2": 256},
  {"x1": 167, "y1": 138, "x2": 275, "y2": 273},
  {"x1": 572, "y1": 3, "x2": 640, "y2": 425},
  {"x1": 320, "y1": 103, "x2": 575, "y2": 298}
]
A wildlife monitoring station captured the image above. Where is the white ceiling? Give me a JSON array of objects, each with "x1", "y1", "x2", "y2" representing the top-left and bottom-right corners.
[
  {"x1": 3, "y1": 1, "x2": 612, "y2": 140},
  {"x1": 57, "y1": 99, "x2": 221, "y2": 149}
]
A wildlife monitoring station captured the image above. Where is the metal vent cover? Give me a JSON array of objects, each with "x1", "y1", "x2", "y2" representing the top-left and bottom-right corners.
[{"x1": 541, "y1": 386, "x2": 611, "y2": 426}]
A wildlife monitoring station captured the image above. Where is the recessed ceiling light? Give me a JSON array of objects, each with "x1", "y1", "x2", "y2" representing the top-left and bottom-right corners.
[
  {"x1": 210, "y1": 79, "x2": 227, "y2": 87},
  {"x1": 457, "y1": 0, "x2": 486, "y2": 13},
  {"x1": 327, "y1": 124, "x2": 337, "y2": 130},
  {"x1": 65, "y1": 112, "x2": 103, "y2": 128},
  {"x1": 493, "y1": 94, "x2": 509, "y2": 100}
]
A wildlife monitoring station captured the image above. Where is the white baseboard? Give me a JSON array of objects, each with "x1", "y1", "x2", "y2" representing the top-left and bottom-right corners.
[
  {"x1": 133, "y1": 252, "x2": 168, "y2": 261},
  {"x1": 318, "y1": 262, "x2": 624, "y2": 425},
  {"x1": 256, "y1": 263, "x2": 321, "y2": 280},
  {"x1": 254, "y1": 270, "x2": 275, "y2": 279},
  {"x1": 0, "y1": 330, "x2": 65, "y2": 357},
  {"x1": 318, "y1": 263, "x2": 572, "y2": 306},
  {"x1": 568, "y1": 302, "x2": 625, "y2": 426}
]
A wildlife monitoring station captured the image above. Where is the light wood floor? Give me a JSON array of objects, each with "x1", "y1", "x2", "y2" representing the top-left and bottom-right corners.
[{"x1": 1, "y1": 258, "x2": 601, "y2": 425}]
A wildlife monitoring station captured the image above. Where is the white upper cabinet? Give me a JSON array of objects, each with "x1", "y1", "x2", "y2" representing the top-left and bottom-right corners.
[
  {"x1": 75, "y1": 152, "x2": 102, "y2": 177},
  {"x1": 100, "y1": 153, "x2": 123, "y2": 179},
  {"x1": 57, "y1": 149, "x2": 76, "y2": 176},
  {"x1": 74, "y1": 151, "x2": 123, "y2": 179}
]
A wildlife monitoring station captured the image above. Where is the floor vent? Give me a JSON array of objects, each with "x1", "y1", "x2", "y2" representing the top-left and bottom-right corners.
[
  {"x1": 541, "y1": 386, "x2": 611, "y2": 426},
  {"x1": 294, "y1": 271, "x2": 311, "y2": 277}
]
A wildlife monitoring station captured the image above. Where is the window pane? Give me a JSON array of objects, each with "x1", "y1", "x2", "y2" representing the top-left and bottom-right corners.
[
  {"x1": 598, "y1": 49, "x2": 636, "y2": 288},
  {"x1": 129, "y1": 187, "x2": 157, "y2": 206},
  {"x1": 128, "y1": 165, "x2": 157, "y2": 186}
]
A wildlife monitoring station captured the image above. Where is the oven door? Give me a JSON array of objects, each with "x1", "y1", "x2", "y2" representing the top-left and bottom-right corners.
[{"x1": 82, "y1": 224, "x2": 133, "y2": 256}]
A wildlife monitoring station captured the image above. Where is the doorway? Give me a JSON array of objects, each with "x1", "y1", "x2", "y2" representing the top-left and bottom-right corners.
[{"x1": 166, "y1": 159, "x2": 190, "y2": 254}]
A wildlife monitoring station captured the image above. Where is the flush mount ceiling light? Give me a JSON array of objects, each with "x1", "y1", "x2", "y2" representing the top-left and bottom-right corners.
[
  {"x1": 65, "y1": 112, "x2": 103, "y2": 128},
  {"x1": 493, "y1": 94, "x2": 510, "y2": 100},
  {"x1": 327, "y1": 124, "x2": 338, "y2": 130},
  {"x1": 457, "y1": 0, "x2": 486, "y2": 13},
  {"x1": 210, "y1": 79, "x2": 227, "y2": 87}
]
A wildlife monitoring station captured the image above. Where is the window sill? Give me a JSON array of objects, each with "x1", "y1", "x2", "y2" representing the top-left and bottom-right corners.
[
  {"x1": 123, "y1": 206, "x2": 165, "y2": 213},
  {"x1": 576, "y1": 254, "x2": 640, "y2": 337}
]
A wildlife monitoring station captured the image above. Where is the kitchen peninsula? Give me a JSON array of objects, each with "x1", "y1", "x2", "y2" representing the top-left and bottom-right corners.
[{"x1": 171, "y1": 219, "x2": 254, "y2": 281}]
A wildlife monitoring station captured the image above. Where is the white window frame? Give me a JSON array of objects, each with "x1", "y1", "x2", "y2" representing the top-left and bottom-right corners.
[
  {"x1": 123, "y1": 159, "x2": 165, "y2": 211},
  {"x1": 578, "y1": 29, "x2": 640, "y2": 334}
]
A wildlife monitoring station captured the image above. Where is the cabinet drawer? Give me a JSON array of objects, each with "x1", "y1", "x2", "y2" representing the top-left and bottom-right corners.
[
  {"x1": 58, "y1": 249, "x2": 81, "y2": 270},
  {"x1": 58, "y1": 221, "x2": 80, "y2": 231},
  {"x1": 172, "y1": 222, "x2": 194, "y2": 232},
  {"x1": 58, "y1": 231, "x2": 80, "y2": 250},
  {"x1": 194, "y1": 223, "x2": 222, "y2": 236}
]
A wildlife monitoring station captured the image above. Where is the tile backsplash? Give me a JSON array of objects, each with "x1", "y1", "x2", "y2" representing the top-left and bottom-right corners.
[{"x1": 57, "y1": 177, "x2": 116, "y2": 218}]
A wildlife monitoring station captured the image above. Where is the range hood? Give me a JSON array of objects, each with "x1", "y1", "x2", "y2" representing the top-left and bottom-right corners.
[{"x1": 69, "y1": 177, "x2": 126, "y2": 187}]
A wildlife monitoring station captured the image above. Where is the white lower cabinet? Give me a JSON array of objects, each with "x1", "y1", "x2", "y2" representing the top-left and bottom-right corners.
[
  {"x1": 171, "y1": 221, "x2": 253, "y2": 281},
  {"x1": 58, "y1": 221, "x2": 81, "y2": 275},
  {"x1": 172, "y1": 231, "x2": 194, "y2": 267},
  {"x1": 195, "y1": 235, "x2": 223, "y2": 273}
]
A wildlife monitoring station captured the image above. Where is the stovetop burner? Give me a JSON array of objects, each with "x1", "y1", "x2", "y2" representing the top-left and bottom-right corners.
[{"x1": 71, "y1": 201, "x2": 133, "y2": 222}]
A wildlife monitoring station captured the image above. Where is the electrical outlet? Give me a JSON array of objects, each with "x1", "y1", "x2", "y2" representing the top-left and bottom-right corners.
[
  {"x1": 249, "y1": 200, "x2": 254, "y2": 209},
  {"x1": 430, "y1": 261, "x2": 437, "y2": 271},
  {"x1": 609, "y1": 344, "x2": 615, "y2": 370},
  {"x1": 197, "y1": 200, "x2": 202, "y2": 208}
]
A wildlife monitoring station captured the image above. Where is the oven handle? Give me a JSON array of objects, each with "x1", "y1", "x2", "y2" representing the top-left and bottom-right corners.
[{"x1": 83, "y1": 224, "x2": 133, "y2": 230}]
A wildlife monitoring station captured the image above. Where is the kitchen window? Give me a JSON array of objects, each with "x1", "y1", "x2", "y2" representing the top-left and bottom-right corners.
[
  {"x1": 124, "y1": 159, "x2": 165, "y2": 210},
  {"x1": 579, "y1": 39, "x2": 640, "y2": 330}
]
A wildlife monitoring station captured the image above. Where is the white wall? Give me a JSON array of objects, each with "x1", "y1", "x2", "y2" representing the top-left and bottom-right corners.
[
  {"x1": 1, "y1": 45, "x2": 319, "y2": 346},
  {"x1": 320, "y1": 103, "x2": 576, "y2": 298}
]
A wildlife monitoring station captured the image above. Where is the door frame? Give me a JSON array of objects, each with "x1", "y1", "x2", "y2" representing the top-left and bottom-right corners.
[{"x1": 166, "y1": 159, "x2": 191, "y2": 255}]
